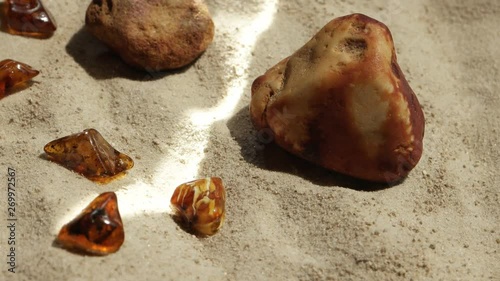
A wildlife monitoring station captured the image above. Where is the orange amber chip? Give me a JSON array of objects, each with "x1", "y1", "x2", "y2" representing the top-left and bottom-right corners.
[
  {"x1": 4, "y1": 0, "x2": 57, "y2": 38},
  {"x1": 170, "y1": 177, "x2": 226, "y2": 236},
  {"x1": 57, "y1": 192, "x2": 124, "y2": 255},
  {"x1": 44, "y1": 129, "x2": 134, "y2": 183},
  {"x1": 0, "y1": 59, "x2": 39, "y2": 99}
]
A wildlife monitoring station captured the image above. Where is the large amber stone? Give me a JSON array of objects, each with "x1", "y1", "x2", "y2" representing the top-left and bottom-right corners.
[
  {"x1": 44, "y1": 129, "x2": 134, "y2": 183},
  {"x1": 170, "y1": 177, "x2": 226, "y2": 236},
  {"x1": 250, "y1": 14, "x2": 425, "y2": 183},
  {"x1": 57, "y1": 192, "x2": 124, "y2": 255}
]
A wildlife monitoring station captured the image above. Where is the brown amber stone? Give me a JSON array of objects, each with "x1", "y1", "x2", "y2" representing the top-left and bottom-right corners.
[
  {"x1": 4, "y1": 0, "x2": 56, "y2": 38},
  {"x1": 170, "y1": 177, "x2": 226, "y2": 236},
  {"x1": 44, "y1": 129, "x2": 134, "y2": 183},
  {"x1": 250, "y1": 14, "x2": 425, "y2": 183},
  {"x1": 57, "y1": 192, "x2": 124, "y2": 255},
  {"x1": 0, "y1": 59, "x2": 39, "y2": 99}
]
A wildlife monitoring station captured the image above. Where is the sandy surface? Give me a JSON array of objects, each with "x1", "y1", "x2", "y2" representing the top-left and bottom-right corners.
[{"x1": 1, "y1": 0, "x2": 499, "y2": 280}]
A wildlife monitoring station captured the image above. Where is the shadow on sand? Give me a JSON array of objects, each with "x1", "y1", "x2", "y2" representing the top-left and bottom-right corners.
[
  {"x1": 226, "y1": 107, "x2": 397, "y2": 191},
  {"x1": 65, "y1": 27, "x2": 196, "y2": 81}
]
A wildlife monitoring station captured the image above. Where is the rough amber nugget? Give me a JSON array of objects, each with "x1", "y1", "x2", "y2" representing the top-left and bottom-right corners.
[
  {"x1": 250, "y1": 14, "x2": 425, "y2": 183},
  {"x1": 171, "y1": 177, "x2": 226, "y2": 236},
  {"x1": 44, "y1": 129, "x2": 134, "y2": 183},
  {"x1": 57, "y1": 192, "x2": 124, "y2": 255},
  {"x1": 4, "y1": 0, "x2": 57, "y2": 38},
  {"x1": 0, "y1": 59, "x2": 39, "y2": 99}
]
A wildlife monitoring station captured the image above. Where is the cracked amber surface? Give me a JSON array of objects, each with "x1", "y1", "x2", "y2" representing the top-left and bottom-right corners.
[
  {"x1": 171, "y1": 177, "x2": 226, "y2": 236},
  {"x1": 44, "y1": 129, "x2": 134, "y2": 183},
  {"x1": 57, "y1": 192, "x2": 124, "y2": 255}
]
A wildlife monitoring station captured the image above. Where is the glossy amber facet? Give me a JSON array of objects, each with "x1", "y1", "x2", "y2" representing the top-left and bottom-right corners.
[
  {"x1": 0, "y1": 59, "x2": 39, "y2": 99},
  {"x1": 170, "y1": 177, "x2": 226, "y2": 236},
  {"x1": 4, "y1": 0, "x2": 57, "y2": 38},
  {"x1": 57, "y1": 192, "x2": 124, "y2": 255},
  {"x1": 44, "y1": 129, "x2": 134, "y2": 183}
]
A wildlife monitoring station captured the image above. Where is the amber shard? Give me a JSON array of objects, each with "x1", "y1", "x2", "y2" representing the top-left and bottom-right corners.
[
  {"x1": 0, "y1": 59, "x2": 39, "y2": 99},
  {"x1": 57, "y1": 192, "x2": 124, "y2": 255},
  {"x1": 4, "y1": 0, "x2": 57, "y2": 38},
  {"x1": 171, "y1": 177, "x2": 226, "y2": 236},
  {"x1": 44, "y1": 129, "x2": 134, "y2": 183}
]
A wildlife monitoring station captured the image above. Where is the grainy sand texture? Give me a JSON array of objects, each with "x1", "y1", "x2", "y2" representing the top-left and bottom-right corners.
[{"x1": 0, "y1": 0, "x2": 499, "y2": 280}]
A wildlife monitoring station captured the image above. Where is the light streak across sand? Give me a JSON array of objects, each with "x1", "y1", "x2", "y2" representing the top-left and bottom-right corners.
[{"x1": 56, "y1": 0, "x2": 278, "y2": 228}]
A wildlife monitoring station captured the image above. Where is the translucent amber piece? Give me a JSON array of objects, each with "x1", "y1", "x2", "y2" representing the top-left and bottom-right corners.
[
  {"x1": 4, "y1": 0, "x2": 57, "y2": 38},
  {"x1": 170, "y1": 177, "x2": 226, "y2": 236},
  {"x1": 57, "y1": 192, "x2": 124, "y2": 255},
  {"x1": 44, "y1": 129, "x2": 134, "y2": 183},
  {"x1": 0, "y1": 59, "x2": 39, "y2": 99}
]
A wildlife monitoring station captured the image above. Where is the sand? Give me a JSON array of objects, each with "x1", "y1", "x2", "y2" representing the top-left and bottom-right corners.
[{"x1": 0, "y1": 0, "x2": 499, "y2": 280}]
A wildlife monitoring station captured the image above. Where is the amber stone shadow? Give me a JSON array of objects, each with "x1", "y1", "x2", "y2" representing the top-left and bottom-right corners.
[
  {"x1": 0, "y1": 2, "x2": 7, "y2": 34},
  {"x1": 0, "y1": 80, "x2": 38, "y2": 100},
  {"x1": 169, "y1": 214, "x2": 207, "y2": 237},
  {"x1": 65, "y1": 27, "x2": 194, "y2": 81},
  {"x1": 51, "y1": 239, "x2": 105, "y2": 257},
  {"x1": 227, "y1": 107, "x2": 398, "y2": 191}
]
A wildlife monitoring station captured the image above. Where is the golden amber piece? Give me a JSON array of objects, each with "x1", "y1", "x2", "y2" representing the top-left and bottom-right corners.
[
  {"x1": 0, "y1": 59, "x2": 39, "y2": 99},
  {"x1": 44, "y1": 129, "x2": 134, "y2": 183},
  {"x1": 57, "y1": 192, "x2": 124, "y2": 255},
  {"x1": 4, "y1": 0, "x2": 57, "y2": 38},
  {"x1": 170, "y1": 177, "x2": 226, "y2": 236}
]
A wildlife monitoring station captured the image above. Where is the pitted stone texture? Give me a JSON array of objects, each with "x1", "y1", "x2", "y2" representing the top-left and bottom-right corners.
[{"x1": 85, "y1": 0, "x2": 214, "y2": 71}]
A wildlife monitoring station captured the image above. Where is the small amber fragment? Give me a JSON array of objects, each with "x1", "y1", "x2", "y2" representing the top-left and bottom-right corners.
[
  {"x1": 0, "y1": 59, "x2": 39, "y2": 99},
  {"x1": 4, "y1": 0, "x2": 57, "y2": 38},
  {"x1": 44, "y1": 129, "x2": 134, "y2": 183},
  {"x1": 170, "y1": 177, "x2": 226, "y2": 236},
  {"x1": 57, "y1": 192, "x2": 124, "y2": 255}
]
